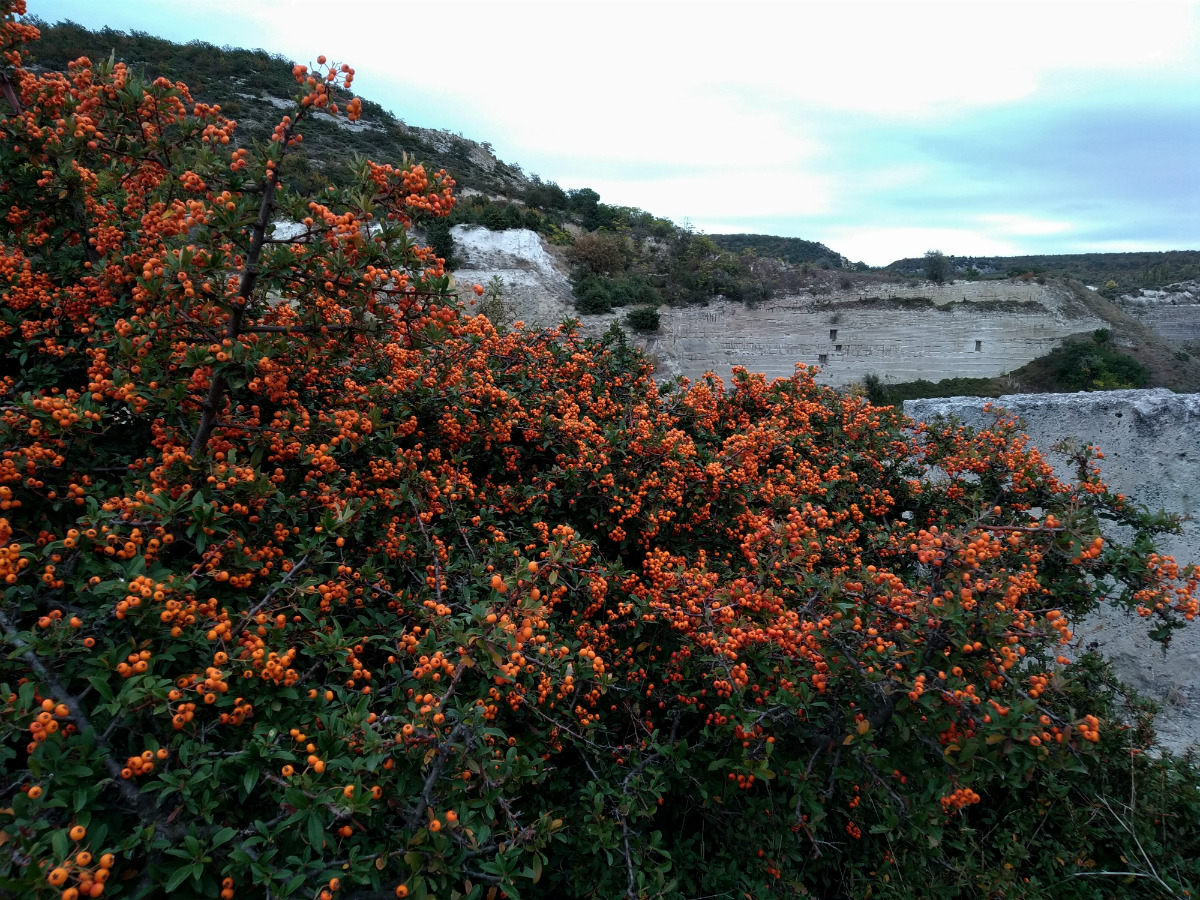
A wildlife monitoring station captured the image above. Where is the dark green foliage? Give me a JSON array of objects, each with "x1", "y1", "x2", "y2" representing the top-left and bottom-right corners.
[
  {"x1": 625, "y1": 306, "x2": 661, "y2": 333},
  {"x1": 608, "y1": 276, "x2": 659, "y2": 307},
  {"x1": 573, "y1": 276, "x2": 614, "y2": 314},
  {"x1": 567, "y1": 187, "x2": 601, "y2": 229},
  {"x1": 523, "y1": 176, "x2": 568, "y2": 210},
  {"x1": 888, "y1": 250, "x2": 1200, "y2": 293},
  {"x1": 424, "y1": 220, "x2": 457, "y2": 269},
  {"x1": 709, "y1": 232, "x2": 847, "y2": 268},
  {"x1": 1043, "y1": 338, "x2": 1152, "y2": 391},
  {"x1": 863, "y1": 373, "x2": 1002, "y2": 406},
  {"x1": 924, "y1": 249, "x2": 950, "y2": 284},
  {"x1": 573, "y1": 275, "x2": 661, "y2": 314}
]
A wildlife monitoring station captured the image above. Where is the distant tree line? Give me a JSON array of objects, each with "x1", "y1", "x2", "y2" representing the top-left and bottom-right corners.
[{"x1": 889, "y1": 249, "x2": 1200, "y2": 294}]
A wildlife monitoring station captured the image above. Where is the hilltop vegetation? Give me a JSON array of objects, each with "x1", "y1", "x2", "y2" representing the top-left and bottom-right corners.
[
  {"x1": 707, "y1": 233, "x2": 854, "y2": 270},
  {"x1": 888, "y1": 250, "x2": 1200, "y2": 297}
]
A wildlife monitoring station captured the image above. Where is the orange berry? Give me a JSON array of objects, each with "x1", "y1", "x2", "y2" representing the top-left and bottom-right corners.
[{"x1": 69, "y1": 825, "x2": 86, "y2": 841}]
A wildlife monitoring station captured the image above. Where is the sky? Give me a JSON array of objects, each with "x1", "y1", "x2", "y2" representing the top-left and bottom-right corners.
[{"x1": 23, "y1": 0, "x2": 1200, "y2": 266}]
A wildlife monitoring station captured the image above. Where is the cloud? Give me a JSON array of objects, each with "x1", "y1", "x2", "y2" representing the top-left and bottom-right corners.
[{"x1": 973, "y1": 215, "x2": 1073, "y2": 237}]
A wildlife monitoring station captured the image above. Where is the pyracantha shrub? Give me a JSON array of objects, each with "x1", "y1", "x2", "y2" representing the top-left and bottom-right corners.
[{"x1": 1, "y1": 3, "x2": 1198, "y2": 898}]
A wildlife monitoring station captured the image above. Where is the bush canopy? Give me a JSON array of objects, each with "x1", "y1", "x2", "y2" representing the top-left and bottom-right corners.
[{"x1": 1, "y1": 4, "x2": 1198, "y2": 899}]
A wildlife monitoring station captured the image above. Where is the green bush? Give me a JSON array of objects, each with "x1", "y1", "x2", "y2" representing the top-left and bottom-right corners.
[
  {"x1": 1049, "y1": 338, "x2": 1151, "y2": 391},
  {"x1": 862, "y1": 374, "x2": 1002, "y2": 406},
  {"x1": 924, "y1": 249, "x2": 950, "y2": 284},
  {"x1": 424, "y1": 220, "x2": 457, "y2": 270},
  {"x1": 625, "y1": 306, "x2": 661, "y2": 333},
  {"x1": 574, "y1": 275, "x2": 614, "y2": 313}
]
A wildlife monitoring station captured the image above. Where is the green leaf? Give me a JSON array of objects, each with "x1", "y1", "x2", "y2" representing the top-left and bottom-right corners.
[
  {"x1": 51, "y1": 829, "x2": 69, "y2": 861},
  {"x1": 87, "y1": 676, "x2": 114, "y2": 705},
  {"x1": 284, "y1": 873, "x2": 307, "y2": 895},
  {"x1": 211, "y1": 826, "x2": 236, "y2": 847},
  {"x1": 306, "y1": 814, "x2": 324, "y2": 849},
  {"x1": 165, "y1": 865, "x2": 194, "y2": 892}
]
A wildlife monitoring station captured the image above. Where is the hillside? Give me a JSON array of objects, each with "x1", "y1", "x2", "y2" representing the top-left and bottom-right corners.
[{"x1": 24, "y1": 17, "x2": 531, "y2": 198}]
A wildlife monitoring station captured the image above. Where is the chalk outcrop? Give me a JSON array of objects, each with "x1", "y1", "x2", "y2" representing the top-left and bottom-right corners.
[
  {"x1": 450, "y1": 226, "x2": 577, "y2": 326},
  {"x1": 905, "y1": 390, "x2": 1200, "y2": 755}
]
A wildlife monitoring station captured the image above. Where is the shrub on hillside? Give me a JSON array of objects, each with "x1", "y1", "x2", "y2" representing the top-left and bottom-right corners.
[
  {"x1": 424, "y1": 220, "x2": 457, "y2": 270},
  {"x1": 625, "y1": 305, "x2": 660, "y2": 333},
  {"x1": 1047, "y1": 334, "x2": 1151, "y2": 391},
  {"x1": 565, "y1": 230, "x2": 630, "y2": 277},
  {"x1": 1, "y1": 5, "x2": 1199, "y2": 899},
  {"x1": 863, "y1": 373, "x2": 1002, "y2": 406}
]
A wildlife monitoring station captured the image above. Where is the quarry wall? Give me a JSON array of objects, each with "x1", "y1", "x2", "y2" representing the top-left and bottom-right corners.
[
  {"x1": 643, "y1": 284, "x2": 1102, "y2": 387},
  {"x1": 905, "y1": 390, "x2": 1200, "y2": 756},
  {"x1": 450, "y1": 226, "x2": 1106, "y2": 388}
]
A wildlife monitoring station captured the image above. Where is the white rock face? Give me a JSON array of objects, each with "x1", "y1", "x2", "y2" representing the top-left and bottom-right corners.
[
  {"x1": 1120, "y1": 281, "x2": 1200, "y2": 346},
  {"x1": 649, "y1": 282, "x2": 1101, "y2": 387},
  {"x1": 450, "y1": 226, "x2": 577, "y2": 326},
  {"x1": 905, "y1": 390, "x2": 1200, "y2": 755}
]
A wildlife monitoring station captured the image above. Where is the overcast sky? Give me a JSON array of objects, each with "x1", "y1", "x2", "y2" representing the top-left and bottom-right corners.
[{"x1": 25, "y1": 0, "x2": 1200, "y2": 265}]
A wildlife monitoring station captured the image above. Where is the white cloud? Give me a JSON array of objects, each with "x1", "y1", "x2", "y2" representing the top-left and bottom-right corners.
[
  {"x1": 974, "y1": 214, "x2": 1074, "y2": 237},
  {"x1": 821, "y1": 226, "x2": 1023, "y2": 267}
]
